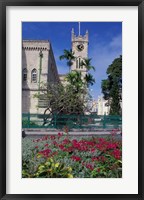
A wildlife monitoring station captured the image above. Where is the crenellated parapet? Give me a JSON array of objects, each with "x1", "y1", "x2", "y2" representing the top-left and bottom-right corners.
[
  {"x1": 71, "y1": 28, "x2": 88, "y2": 43},
  {"x1": 22, "y1": 40, "x2": 50, "y2": 51},
  {"x1": 22, "y1": 46, "x2": 48, "y2": 51}
]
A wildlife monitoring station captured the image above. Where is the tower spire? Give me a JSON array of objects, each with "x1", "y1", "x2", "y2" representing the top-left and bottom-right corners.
[{"x1": 78, "y1": 22, "x2": 81, "y2": 35}]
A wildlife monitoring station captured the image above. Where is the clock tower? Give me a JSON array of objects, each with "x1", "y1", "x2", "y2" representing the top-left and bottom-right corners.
[{"x1": 71, "y1": 28, "x2": 89, "y2": 77}]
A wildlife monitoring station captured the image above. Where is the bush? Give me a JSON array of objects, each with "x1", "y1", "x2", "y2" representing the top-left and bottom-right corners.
[{"x1": 22, "y1": 157, "x2": 73, "y2": 178}]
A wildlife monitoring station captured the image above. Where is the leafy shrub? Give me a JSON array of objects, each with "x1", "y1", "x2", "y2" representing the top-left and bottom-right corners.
[{"x1": 22, "y1": 157, "x2": 73, "y2": 178}]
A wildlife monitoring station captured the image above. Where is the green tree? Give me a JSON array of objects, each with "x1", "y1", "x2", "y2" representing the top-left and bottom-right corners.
[
  {"x1": 81, "y1": 58, "x2": 95, "y2": 71},
  {"x1": 59, "y1": 49, "x2": 75, "y2": 72},
  {"x1": 84, "y1": 73, "x2": 95, "y2": 87},
  {"x1": 66, "y1": 71, "x2": 84, "y2": 93},
  {"x1": 81, "y1": 58, "x2": 96, "y2": 87},
  {"x1": 35, "y1": 51, "x2": 96, "y2": 127},
  {"x1": 101, "y1": 55, "x2": 122, "y2": 115},
  {"x1": 109, "y1": 79, "x2": 121, "y2": 115}
]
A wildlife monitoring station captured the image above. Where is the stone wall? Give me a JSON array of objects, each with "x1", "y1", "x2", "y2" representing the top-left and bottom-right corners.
[{"x1": 22, "y1": 40, "x2": 59, "y2": 114}]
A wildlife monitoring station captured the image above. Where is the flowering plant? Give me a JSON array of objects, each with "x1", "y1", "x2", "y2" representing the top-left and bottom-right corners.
[{"x1": 22, "y1": 133, "x2": 122, "y2": 178}]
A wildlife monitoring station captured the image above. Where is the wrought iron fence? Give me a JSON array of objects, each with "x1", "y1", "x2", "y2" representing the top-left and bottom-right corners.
[{"x1": 22, "y1": 113, "x2": 122, "y2": 130}]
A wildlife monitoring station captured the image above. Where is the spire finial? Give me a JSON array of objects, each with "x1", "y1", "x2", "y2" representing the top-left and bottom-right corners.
[{"x1": 78, "y1": 22, "x2": 81, "y2": 35}]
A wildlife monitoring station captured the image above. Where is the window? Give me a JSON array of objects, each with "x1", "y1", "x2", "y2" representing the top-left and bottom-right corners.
[
  {"x1": 76, "y1": 57, "x2": 83, "y2": 69},
  {"x1": 31, "y1": 68, "x2": 37, "y2": 83},
  {"x1": 76, "y1": 59, "x2": 78, "y2": 68},
  {"x1": 78, "y1": 58, "x2": 81, "y2": 68},
  {"x1": 23, "y1": 68, "x2": 27, "y2": 81}
]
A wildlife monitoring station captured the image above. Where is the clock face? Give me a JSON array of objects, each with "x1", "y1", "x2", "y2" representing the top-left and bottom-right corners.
[{"x1": 77, "y1": 44, "x2": 84, "y2": 51}]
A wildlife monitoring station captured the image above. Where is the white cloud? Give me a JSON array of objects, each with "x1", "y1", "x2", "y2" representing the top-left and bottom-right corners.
[{"x1": 109, "y1": 34, "x2": 122, "y2": 49}]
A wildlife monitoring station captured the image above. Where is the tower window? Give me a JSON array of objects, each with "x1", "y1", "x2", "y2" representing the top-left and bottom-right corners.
[
  {"x1": 76, "y1": 59, "x2": 78, "y2": 68},
  {"x1": 23, "y1": 68, "x2": 27, "y2": 81},
  {"x1": 78, "y1": 58, "x2": 81, "y2": 68},
  {"x1": 76, "y1": 57, "x2": 83, "y2": 69},
  {"x1": 31, "y1": 68, "x2": 37, "y2": 83}
]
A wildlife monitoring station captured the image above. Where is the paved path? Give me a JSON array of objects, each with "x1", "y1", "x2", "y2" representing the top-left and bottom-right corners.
[{"x1": 23, "y1": 129, "x2": 121, "y2": 137}]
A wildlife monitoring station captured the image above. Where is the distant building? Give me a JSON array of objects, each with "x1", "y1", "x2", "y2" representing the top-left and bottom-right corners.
[
  {"x1": 91, "y1": 100, "x2": 97, "y2": 113},
  {"x1": 97, "y1": 96, "x2": 110, "y2": 115}
]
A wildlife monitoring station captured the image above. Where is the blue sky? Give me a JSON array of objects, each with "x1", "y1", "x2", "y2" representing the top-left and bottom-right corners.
[{"x1": 22, "y1": 22, "x2": 122, "y2": 100}]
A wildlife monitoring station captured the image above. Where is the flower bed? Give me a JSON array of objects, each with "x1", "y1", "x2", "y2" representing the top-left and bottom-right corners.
[{"x1": 22, "y1": 133, "x2": 122, "y2": 178}]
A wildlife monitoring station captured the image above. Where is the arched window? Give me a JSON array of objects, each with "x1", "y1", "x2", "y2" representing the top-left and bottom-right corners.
[
  {"x1": 23, "y1": 68, "x2": 27, "y2": 81},
  {"x1": 76, "y1": 59, "x2": 79, "y2": 68},
  {"x1": 76, "y1": 57, "x2": 83, "y2": 69},
  {"x1": 31, "y1": 68, "x2": 37, "y2": 83},
  {"x1": 78, "y1": 57, "x2": 81, "y2": 68}
]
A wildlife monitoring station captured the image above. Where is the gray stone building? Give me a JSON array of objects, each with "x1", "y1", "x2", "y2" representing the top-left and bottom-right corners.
[
  {"x1": 22, "y1": 28, "x2": 89, "y2": 114},
  {"x1": 22, "y1": 40, "x2": 59, "y2": 114}
]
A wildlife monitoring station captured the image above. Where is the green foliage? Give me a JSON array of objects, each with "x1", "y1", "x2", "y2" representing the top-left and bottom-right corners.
[
  {"x1": 22, "y1": 157, "x2": 73, "y2": 178},
  {"x1": 84, "y1": 73, "x2": 95, "y2": 87},
  {"x1": 34, "y1": 81, "x2": 93, "y2": 120},
  {"x1": 66, "y1": 71, "x2": 84, "y2": 93},
  {"x1": 34, "y1": 50, "x2": 96, "y2": 118},
  {"x1": 101, "y1": 55, "x2": 122, "y2": 115},
  {"x1": 80, "y1": 58, "x2": 95, "y2": 71},
  {"x1": 110, "y1": 80, "x2": 121, "y2": 115},
  {"x1": 59, "y1": 49, "x2": 75, "y2": 71}
]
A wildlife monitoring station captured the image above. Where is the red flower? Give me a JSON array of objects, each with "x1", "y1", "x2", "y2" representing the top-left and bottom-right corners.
[
  {"x1": 53, "y1": 141, "x2": 58, "y2": 146},
  {"x1": 112, "y1": 149, "x2": 121, "y2": 159},
  {"x1": 62, "y1": 138, "x2": 70, "y2": 145},
  {"x1": 42, "y1": 136, "x2": 48, "y2": 141},
  {"x1": 39, "y1": 148, "x2": 52, "y2": 157},
  {"x1": 71, "y1": 155, "x2": 81, "y2": 162},
  {"x1": 91, "y1": 148, "x2": 95, "y2": 153},
  {"x1": 85, "y1": 163, "x2": 94, "y2": 171},
  {"x1": 58, "y1": 132, "x2": 63, "y2": 137},
  {"x1": 35, "y1": 146, "x2": 38, "y2": 149},
  {"x1": 92, "y1": 157, "x2": 98, "y2": 162},
  {"x1": 50, "y1": 135, "x2": 55, "y2": 140},
  {"x1": 59, "y1": 144, "x2": 65, "y2": 150}
]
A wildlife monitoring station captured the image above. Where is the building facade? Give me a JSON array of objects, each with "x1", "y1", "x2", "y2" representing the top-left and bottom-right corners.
[
  {"x1": 22, "y1": 40, "x2": 59, "y2": 114},
  {"x1": 97, "y1": 96, "x2": 110, "y2": 115}
]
